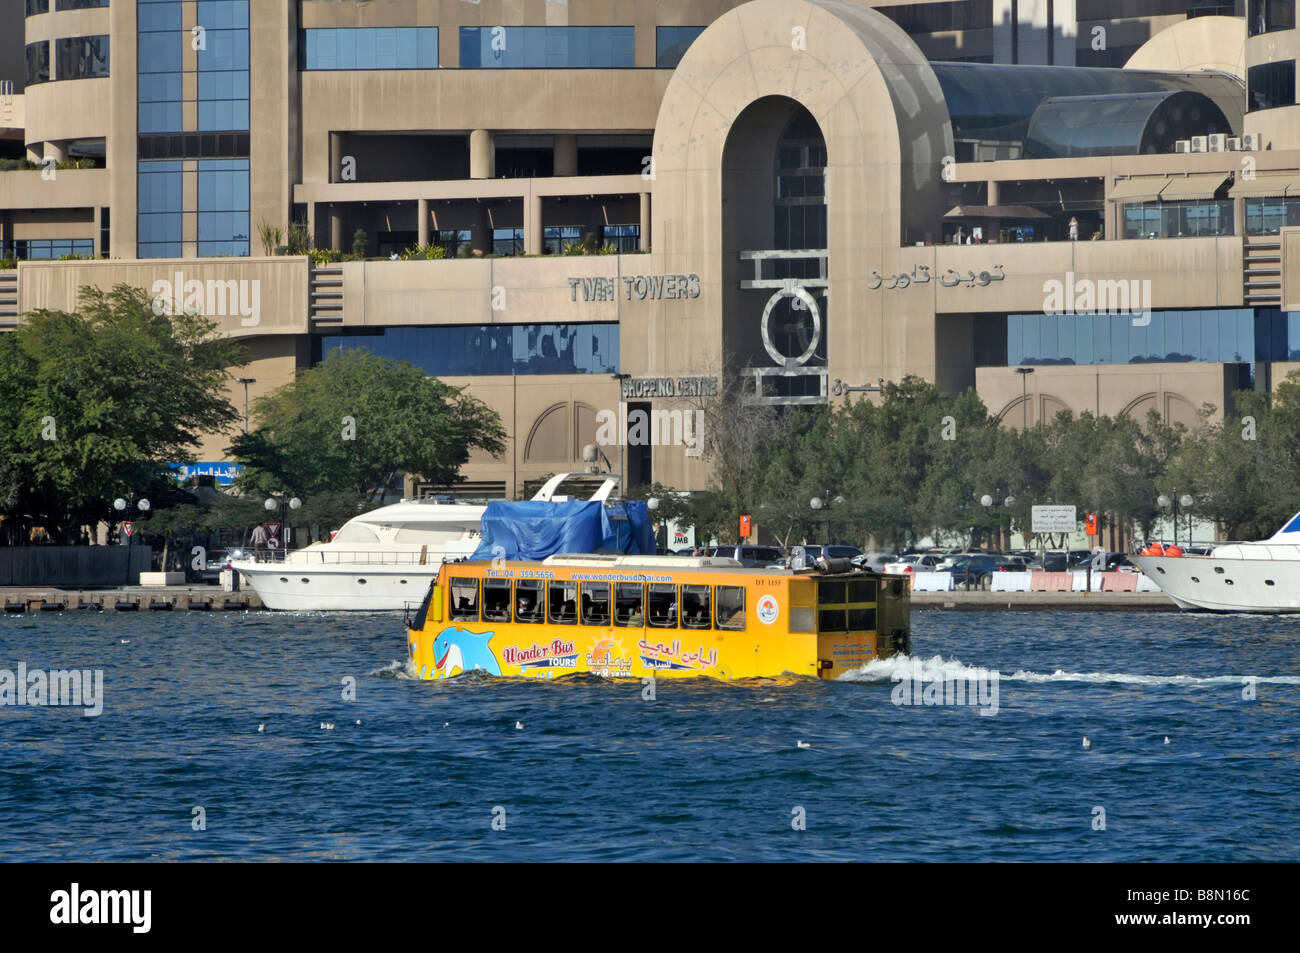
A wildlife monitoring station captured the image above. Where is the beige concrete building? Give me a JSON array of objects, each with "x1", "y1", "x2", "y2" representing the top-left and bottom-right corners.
[{"x1": 3, "y1": 0, "x2": 1300, "y2": 497}]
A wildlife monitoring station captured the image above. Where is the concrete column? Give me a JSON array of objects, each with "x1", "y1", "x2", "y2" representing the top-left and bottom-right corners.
[
  {"x1": 329, "y1": 205, "x2": 344, "y2": 252},
  {"x1": 525, "y1": 193, "x2": 543, "y2": 255},
  {"x1": 1233, "y1": 195, "x2": 1245, "y2": 236},
  {"x1": 472, "y1": 202, "x2": 492, "y2": 255},
  {"x1": 470, "y1": 129, "x2": 495, "y2": 179},
  {"x1": 639, "y1": 192, "x2": 651, "y2": 251},
  {"x1": 44, "y1": 140, "x2": 68, "y2": 163},
  {"x1": 987, "y1": 180, "x2": 1000, "y2": 205},
  {"x1": 418, "y1": 198, "x2": 429, "y2": 247},
  {"x1": 92, "y1": 206, "x2": 102, "y2": 258},
  {"x1": 306, "y1": 202, "x2": 317, "y2": 250},
  {"x1": 553, "y1": 134, "x2": 578, "y2": 176},
  {"x1": 25, "y1": 143, "x2": 41, "y2": 164}
]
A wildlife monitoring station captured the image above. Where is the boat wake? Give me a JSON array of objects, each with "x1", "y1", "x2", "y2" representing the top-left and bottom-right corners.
[
  {"x1": 840, "y1": 653, "x2": 1300, "y2": 687},
  {"x1": 371, "y1": 659, "x2": 419, "y2": 680}
]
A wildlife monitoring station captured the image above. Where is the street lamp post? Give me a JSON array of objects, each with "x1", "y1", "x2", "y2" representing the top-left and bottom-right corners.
[
  {"x1": 610, "y1": 372, "x2": 630, "y2": 497},
  {"x1": 1157, "y1": 492, "x2": 1193, "y2": 546},
  {"x1": 113, "y1": 495, "x2": 151, "y2": 545},
  {"x1": 264, "y1": 493, "x2": 302, "y2": 551},
  {"x1": 1015, "y1": 367, "x2": 1035, "y2": 431},
  {"x1": 236, "y1": 377, "x2": 256, "y2": 434}
]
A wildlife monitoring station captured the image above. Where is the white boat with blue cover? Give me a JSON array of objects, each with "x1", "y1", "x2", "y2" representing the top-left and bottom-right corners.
[{"x1": 230, "y1": 473, "x2": 618, "y2": 611}]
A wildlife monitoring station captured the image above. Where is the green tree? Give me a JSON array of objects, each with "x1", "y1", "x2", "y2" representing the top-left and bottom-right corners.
[
  {"x1": 228, "y1": 348, "x2": 506, "y2": 503},
  {"x1": 0, "y1": 285, "x2": 243, "y2": 543}
]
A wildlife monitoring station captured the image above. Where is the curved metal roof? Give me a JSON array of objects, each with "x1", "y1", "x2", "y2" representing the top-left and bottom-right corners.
[
  {"x1": 1024, "y1": 90, "x2": 1232, "y2": 158},
  {"x1": 931, "y1": 61, "x2": 1244, "y2": 151}
]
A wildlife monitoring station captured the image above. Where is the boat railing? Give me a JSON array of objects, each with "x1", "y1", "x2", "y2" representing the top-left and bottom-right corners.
[
  {"x1": 236, "y1": 549, "x2": 460, "y2": 567},
  {"x1": 1143, "y1": 542, "x2": 1300, "y2": 559}
]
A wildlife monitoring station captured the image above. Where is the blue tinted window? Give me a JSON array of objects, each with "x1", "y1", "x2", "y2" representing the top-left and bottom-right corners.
[
  {"x1": 197, "y1": 158, "x2": 249, "y2": 256},
  {"x1": 459, "y1": 26, "x2": 634, "y2": 68},
  {"x1": 55, "y1": 34, "x2": 109, "y2": 79},
  {"x1": 138, "y1": 159, "x2": 183, "y2": 258},
  {"x1": 25, "y1": 41, "x2": 49, "y2": 85},
  {"x1": 7, "y1": 238, "x2": 95, "y2": 260},
  {"x1": 138, "y1": 1, "x2": 184, "y2": 133},
  {"x1": 655, "y1": 26, "x2": 704, "y2": 68},
  {"x1": 320, "y1": 325, "x2": 620, "y2": 376},
  {"x1": 1007, "y1": 308, "x2": 1264, "y2": 366},
  {"x1": 301, "y1": 28, "x2": 438, "y2": 69}
]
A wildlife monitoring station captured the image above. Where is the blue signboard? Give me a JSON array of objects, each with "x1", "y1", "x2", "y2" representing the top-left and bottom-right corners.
[{"x1": 168, "y1": 462, "x2": 245, "y2": 487}]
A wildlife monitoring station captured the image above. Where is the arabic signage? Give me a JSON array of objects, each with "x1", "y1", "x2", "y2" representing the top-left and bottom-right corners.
[
  {"x1": 868, "y1": 264, "x2": 1006, "y2": 289},
  {"x1": 1031, "y1": 505, "x2": 1077, "y2": 534},
  {"x1": 168, "y1": 462, "x2": 245, "y2": 487},
  {"x1": 637, "y1": 637, "x2": 719, "y2": 672},
  {"x1": 568, "y1": 274, "x2": 701, "y2": 302},
  {"x1": 620, "y1": 376, "x2": 718, "y2": 399}
]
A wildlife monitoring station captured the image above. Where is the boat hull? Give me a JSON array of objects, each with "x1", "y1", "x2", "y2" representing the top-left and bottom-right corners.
[
  {"x1": 1131, "y1": 555, "x2": 1300, "y2": 613},
  {"x1": 231, "y1": 561, "x2": 439, "y2": 611}
]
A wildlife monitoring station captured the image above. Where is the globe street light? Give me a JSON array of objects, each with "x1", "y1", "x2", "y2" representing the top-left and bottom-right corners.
[{"x1": 1180, "y1": 494, "x2": 1194, "y2": 546}]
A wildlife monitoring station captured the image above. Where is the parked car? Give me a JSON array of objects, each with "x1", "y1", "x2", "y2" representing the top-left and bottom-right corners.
[
  {"x1": 852, "y1": 551, "x2": 898, "y2": 573},
  {"x1": 937, "y1": 554, "x2": 1023, "y2": 588},
  {"x1": 1025, "y1": 551, "x2": 1069, "y2": 572},
  {"x1": 197, "y1": 548, "x2": 235, "y2": 584},
  {"x1": 800, "y1": 544, "x2": 865, "y2": 561},
  {"x1": 701, "y1": 545, "x2": 785, "y2": 568},
  {"x1": 883, "y1": 554, "x2": 944, "y2": 574}
]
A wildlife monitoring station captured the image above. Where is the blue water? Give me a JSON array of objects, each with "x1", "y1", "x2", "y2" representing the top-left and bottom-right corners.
[{"x1": 1, "y1": 609, "x2": 1297, "y2": 861}]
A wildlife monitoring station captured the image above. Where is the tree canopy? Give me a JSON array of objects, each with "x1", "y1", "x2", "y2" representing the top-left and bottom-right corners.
[
  {"x1": 228, "y1": 347, "x2": 507, "y2": 502},
  {"x1": 647, "y1": 372, "x2": 1300, "y2": 551},
  {"x1": 0, "y1": 285, "x2": 244, "y2": 543}
]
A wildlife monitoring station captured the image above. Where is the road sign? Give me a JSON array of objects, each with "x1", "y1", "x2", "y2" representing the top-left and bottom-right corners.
[
  {"x1": 123, "y1": 522, "x2": 134, "y2": 537},
  {"x1": 739, "y1": 514, "x2": 751, "y2": 538},
  {"x1": 1085, "y1": 512, "x2": 1098, "y2": 536},
  {"x1": 268, "y1": 538, "x2": 280, "y2": 550},
  {"x1": 267, "y1": 522, "x2": 280, "y2": 536},
  {"x1": 1031, "y1": 505, "x2": 1077, "y2": 534}
]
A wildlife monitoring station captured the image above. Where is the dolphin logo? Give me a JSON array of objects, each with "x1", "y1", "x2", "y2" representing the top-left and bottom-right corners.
[{"x1": 430, "y1": 627, "x2": 501, "y2": 678}]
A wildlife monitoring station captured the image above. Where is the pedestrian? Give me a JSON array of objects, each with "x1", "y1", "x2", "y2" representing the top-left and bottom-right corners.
[
  {"x1": 1068, "y1": 216, "x2": 1079, "y2": 241},
  {"x1": 251, "y1": 523, "x2": 269, "y2": 554}
]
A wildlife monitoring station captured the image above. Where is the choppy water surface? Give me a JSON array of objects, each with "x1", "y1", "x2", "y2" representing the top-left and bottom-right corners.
[{"x1": 1, "y1": 609, "x2": 1297, "y2": 861}]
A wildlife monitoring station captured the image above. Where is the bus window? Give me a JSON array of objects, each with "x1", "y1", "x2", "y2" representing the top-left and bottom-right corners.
[
  {"x1": 615, "y1": 583, "x2": 644, "y2": 626},
  {"x1": 647, "y1": 584, "x2": 677, "y2": 628},
  {"x1": 716, "y1": 585, "x2": 745, "y2": 629},
  {"x1": 548, "y1": 581, "x2": 578, "y2": 625},
  {"x1": 848, "y1": 578, "x2": 877, "y2": 603},
  {"x1": 483, "y1": 579, "x2": 511, "y2": 622},
  {"x1": 515, "y1": 579, "x2": 544, "y2": 623},
  {"x1": 681, "y1": 584, "x2": 711, "y2": 629},
  {"x1": 581, "y1": 582, "x2": 611, "y2": 625},
  {"x1": 449, "y1": 578, "x2": 479, "y2": 621}
]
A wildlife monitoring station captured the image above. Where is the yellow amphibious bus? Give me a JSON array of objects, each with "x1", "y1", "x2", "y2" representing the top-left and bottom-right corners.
[{"x1": 405, "y1": 554, "x2": 910, "y2": 680}]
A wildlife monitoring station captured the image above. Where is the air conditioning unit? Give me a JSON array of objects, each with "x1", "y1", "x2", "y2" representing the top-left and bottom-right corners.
[
  {"x1": 1227, "y1": 137, "x2": 1242, "y2": 151},
  {"x1": 1241, "y1": 132, "x2": 1261, "y2": 151},
  {"x1": 1174, "y1": 139, "x2": 1191, "y2": 153},
  {"x1": 1207, "y1": 133, "x2": 1227, "y2": 152},
  {"x1": 1190, "y1": 136, "x2": 1208, "y2": 153}
]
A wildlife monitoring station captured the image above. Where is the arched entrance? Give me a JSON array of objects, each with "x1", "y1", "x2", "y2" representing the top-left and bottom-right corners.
[{"x1": 722, "y1": 98, "x2": 828, "y2": 404}]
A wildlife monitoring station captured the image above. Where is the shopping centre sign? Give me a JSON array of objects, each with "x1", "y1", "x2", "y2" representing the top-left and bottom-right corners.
[
  {"x1": 620, "y1": 376, "x2": 719, "y2": 399},
  {"x1": 568, "y1": 274, "x2": 701, "y2": 302}
]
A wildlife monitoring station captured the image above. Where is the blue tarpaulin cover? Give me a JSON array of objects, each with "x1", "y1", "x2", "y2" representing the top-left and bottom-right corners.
[{"x1": 470, "y1": 500, "x2": 655, "y2": 561}]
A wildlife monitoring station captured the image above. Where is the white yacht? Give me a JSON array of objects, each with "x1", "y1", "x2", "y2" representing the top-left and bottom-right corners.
[
  {"x1": 230, "y1": 473, "x2": 618, "y2": 611},
  {"x1": 1131, "y1": 510, "x2": 1300, "y2": 612}
]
